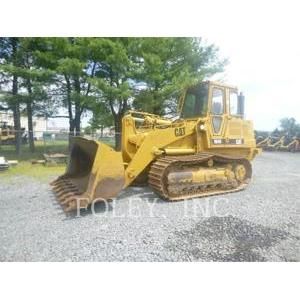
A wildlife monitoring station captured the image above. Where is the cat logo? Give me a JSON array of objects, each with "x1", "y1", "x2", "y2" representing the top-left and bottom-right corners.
[{"x1": 175, "y1": 127, "x2": 185, "y2": 137}]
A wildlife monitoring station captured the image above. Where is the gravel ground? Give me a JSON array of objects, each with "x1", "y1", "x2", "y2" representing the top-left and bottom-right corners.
[{"x1": 0, "y1": 151, "x2": 299, "y2": 261}]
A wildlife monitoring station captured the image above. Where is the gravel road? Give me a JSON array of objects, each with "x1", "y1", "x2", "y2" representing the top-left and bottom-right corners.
[{"x1": 0, "y1": 151, "x2": 299, "y2": 261}]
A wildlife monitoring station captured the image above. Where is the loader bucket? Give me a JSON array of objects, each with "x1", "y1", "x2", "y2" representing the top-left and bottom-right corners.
[{"x1": 51, "y1": 137, "x2": 125, "y2": 212}]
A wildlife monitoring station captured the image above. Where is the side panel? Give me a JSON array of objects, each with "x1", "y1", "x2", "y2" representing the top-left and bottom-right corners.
[{"x1": 124, "y1": 122, "x2": 196, "y2": 187}]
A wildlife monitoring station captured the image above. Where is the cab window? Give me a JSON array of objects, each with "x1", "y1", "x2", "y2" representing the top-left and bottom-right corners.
[
  {"x1": 229, "y1": 91, "x2": 239, "y2": 115},
  {"x1": 181, "y1": 84, "x2": 208, "y2": 119},
  {"x1": 211, "y1": 88, "x2": 224, "y2": 115}
]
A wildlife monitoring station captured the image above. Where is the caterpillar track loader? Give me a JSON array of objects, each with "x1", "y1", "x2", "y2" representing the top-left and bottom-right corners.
[
  {"x1": 0, "y1": 122, "x2": 27, "y2": 145},
  {"x1": 0, "y1": 122, "x2": 16, "y2": 145},
  {"x1": 51, "y1": 81, "x2": 260, "y2": 212}
]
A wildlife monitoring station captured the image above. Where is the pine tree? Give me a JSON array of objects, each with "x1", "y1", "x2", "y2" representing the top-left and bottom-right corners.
[{"x1": 0, "y1": 38, "x2": 22, "y2": 154}]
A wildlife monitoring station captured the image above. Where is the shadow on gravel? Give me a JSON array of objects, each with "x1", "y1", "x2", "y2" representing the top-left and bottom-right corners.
[
  {"x1": 118, "y1": 187, "x2": 166, "y2": 204},
  {"x1": 166, "y1": 216, "x2": 299, "y2": 262}
]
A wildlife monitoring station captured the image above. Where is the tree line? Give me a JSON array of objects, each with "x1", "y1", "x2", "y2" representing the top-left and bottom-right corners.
[
  {"x1": 0, "y1": 37, "x2": 226, "y2": 153},
  {"x1": 256, "y1": 117, "x2": 300, "y2": 139},
  {"x1": 276, "y1": 118, "x2": 300, "y2": 137}
]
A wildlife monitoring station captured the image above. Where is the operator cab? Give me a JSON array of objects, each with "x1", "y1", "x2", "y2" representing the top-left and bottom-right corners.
[{"x1": 180, "y1": 81, "x2": 245, "y2": 120}]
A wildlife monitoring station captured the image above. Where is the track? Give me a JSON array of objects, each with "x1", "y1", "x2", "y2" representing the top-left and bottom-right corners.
[{"x1": 148, "y1": 152, "x2": 252, "y2": 201}]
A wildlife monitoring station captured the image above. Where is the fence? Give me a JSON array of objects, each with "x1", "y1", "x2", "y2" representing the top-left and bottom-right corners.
[{"x1": 0, "y1": 130, "x2": 116, "y2": 160}]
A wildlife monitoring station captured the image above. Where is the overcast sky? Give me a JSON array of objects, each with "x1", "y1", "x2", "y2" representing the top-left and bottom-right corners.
[{"x1": 204, "y1": 1, "x2": 300, "y2": 131}]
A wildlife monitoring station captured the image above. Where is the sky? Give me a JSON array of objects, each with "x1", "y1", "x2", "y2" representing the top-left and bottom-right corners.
[{"x1": 203, "y1": 1, "x2": 300, "y2": 131}]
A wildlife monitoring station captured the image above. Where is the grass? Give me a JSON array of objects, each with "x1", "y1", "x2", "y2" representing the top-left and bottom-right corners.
[
  {"x1": 0, "y1": 162, "x2": 65, "y2": 182},
  {"x1": 0, "y1": 140, "x2": 68, "y2": 181},
  {"x1": 0, "y1": 140, "x2": 69, "y2": 161}
]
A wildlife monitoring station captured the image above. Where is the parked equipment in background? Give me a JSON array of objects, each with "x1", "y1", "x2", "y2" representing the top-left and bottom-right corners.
[
  {"x1": 257, "y1": 136, "x2": 272, "y2": 148},
  {"x1": 43, "y1": 153, "x2": 68, "y2": 166},
  {"x1": 0, "y1": 121, "x2": 27, "y2": 145},
  {"x1": 263, "y1": 136, "x2": 285, "y2": 151},
  {"x1": 31, "y1": 153, "x2": 68, "y2": 166},
  {"x1": 278, "y1": 136, "x2": 300, "y2": 152},
  {"x1": 0, "y1": 157, "x2": 9, "y2": 171},
  {"x1": 256, "y1": 135, "x2": 300, "y2": 152},
  {"x1": 52, "y1": 81, "x2": 260, "y2": 212}
]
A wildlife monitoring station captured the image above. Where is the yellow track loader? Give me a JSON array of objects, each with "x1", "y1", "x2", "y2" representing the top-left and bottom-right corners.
[
  {"x1": 51, "y1": 81, "x2": 260, "y2": 211},
  {"x1": 0, "y1": 122, "x2": 27, "y2": 145},
  {"x1": 0, "y1": 122, "x2": 16, "y2": 145}
]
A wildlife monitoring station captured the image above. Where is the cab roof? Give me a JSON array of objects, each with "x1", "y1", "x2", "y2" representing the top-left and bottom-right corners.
[{"x1": 204, "y1": 80, "x2": 238, "y2": 91}]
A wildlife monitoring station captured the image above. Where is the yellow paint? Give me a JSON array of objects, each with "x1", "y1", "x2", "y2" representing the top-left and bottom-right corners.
[
  {"x1": 192, "y1": 168, "x2": 229, "y2": 183},
  {"x1": 163, "y1": 148, "x2": 196, "y2": 155}
]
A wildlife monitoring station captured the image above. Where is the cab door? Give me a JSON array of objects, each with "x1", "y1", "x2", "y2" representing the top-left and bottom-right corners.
[
  {"x1": 209, "y1": 86, "x2": 226, "y2": 139},
  {"x1": 224, "y1": 89, "x2": 244, "y2": 145}
]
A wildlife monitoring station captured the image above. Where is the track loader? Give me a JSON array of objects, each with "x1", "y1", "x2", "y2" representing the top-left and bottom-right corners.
[
  {"x1": 0, "y1": 122, "x2": 27, "y2": 145},
  {"x1": 51, "y1": 81, "x2": 260, "y2": 212}
]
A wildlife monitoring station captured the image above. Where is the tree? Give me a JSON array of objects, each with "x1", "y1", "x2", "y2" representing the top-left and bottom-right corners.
[
  {"x1": 280, "y1": 117, "x2": 300, "y2": 137},
  {"x1": 17, "y1": 38, "x2": 54, "y2": 152},
  {"x1": 34, "y1": 38, "x2": 97, "y2": 141},
  {"x1": 90, "y1": 38, "x2": 134, "y2": 150},
  {"x1": 1, "y1": 38, "x2": 55, "y2": 153},
  {"x1": 0, "y1": 38, "x2": 22, "y2": 155},
  {"x1": 89, "y1": 102, "x2": 113, "y2": 137},
  {"x1": 132, "y1": 37, "x2": 226, "y2": 116}
]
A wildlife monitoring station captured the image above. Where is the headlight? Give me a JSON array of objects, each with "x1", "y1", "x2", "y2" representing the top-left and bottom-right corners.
[{"x1": 199, "y1": 124, "x2": 205, "y2": 131}]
